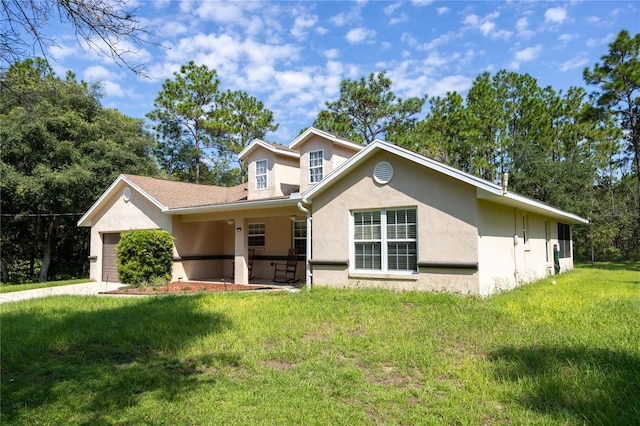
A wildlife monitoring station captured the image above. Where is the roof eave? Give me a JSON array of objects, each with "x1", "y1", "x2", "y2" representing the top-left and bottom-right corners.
[
  {"x1": 77, "y1": 175, "x2": 167, "y2": 227},
  {"x1": 166, "y1": 196, "x2": 301, "y2": 215},
  {"x1": 238, "y1": 139, "x2": 300, "y2": 160},
  {"x1": 290, "y1": 127, "x2": 364, "y2": 151}
]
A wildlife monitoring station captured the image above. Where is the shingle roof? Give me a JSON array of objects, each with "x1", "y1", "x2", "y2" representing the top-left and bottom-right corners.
[{"x1": 123, "y1": 175, "x2": 247, "y2": 209}]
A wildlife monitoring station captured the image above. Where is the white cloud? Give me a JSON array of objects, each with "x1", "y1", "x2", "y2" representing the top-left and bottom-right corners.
[
  {"x1": 324, "y1": 49, "x2": 340, "y2": 60},
  {"x1": 345, "y1": 28, "x2": 376, "y2": 44},
  {"x1": 587, "y1": 33, "x2": 615, "y2": 48},
  {"x1": 384, "y1": 2, "x2": 402, "y2": 15},
  {"x1": 464, "y1": 11, "x2": 511, "y2": 40},
  {"x1": 428, "y1": 75, "x2": 473, "y2": 97},
  {"x1": 560, "y1": 55, "x2": 588, "y2": 72},
  {"x1": 412, "y1": 0, "x2": 433, "y2": 6},
  {"x1": 291, "y1": 14, "x2": 318, "y2": 39},
  {"x1": 437, "y1": 7, "x2": 450, "y2": 15},
  {"x1": 558, "y1": 33, "x2": 576, "y2": 43},
  {"x1": 316, "y1": 26, "x2": 328, "y2": 35},
  {"x1": 83, "y1": 65, "x2": 116, "y2": 81},
  {"x1": 100, "y1": 81, "x2": 126, "y2": 97},
  {"x1": 389, "y1": 13, "x2": 409, "y2": 25},
  {"x1": 510, "y1": 45, "x2": 543, "y2": 69},
  {"x1": 545, "y1": 7, "x2": 567, "y2": 24}
]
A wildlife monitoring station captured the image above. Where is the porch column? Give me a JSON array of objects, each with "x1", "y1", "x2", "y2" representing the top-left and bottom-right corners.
[{"x1": 233, "y1": 217, "x2": 248, "y2": 284}]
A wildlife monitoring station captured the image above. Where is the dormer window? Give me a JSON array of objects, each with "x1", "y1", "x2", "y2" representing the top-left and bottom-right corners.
[
  {"x1": 309, "y1": 150, "x2": 323, "y2": 183},
  {"x1": 256, "y1": 159, "x2": 267, "y2": 190}
]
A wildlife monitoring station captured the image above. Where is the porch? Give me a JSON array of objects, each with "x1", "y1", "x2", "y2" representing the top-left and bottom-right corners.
[{"x1": 170, "y1": 207, "x2": 309, "y2": 286}]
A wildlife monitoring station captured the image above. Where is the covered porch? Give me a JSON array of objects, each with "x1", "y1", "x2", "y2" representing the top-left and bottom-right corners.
[{"x1": 169, "y1": 200, "x2": 310, "y2": 287}]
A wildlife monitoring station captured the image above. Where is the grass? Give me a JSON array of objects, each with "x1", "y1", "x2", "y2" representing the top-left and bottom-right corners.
[
  {"x1": 0, "y1": 278, "x2": 91, "y2": 293},
  {"x1": 1, "y1": 264, "x2": 638, "y2": 425}
]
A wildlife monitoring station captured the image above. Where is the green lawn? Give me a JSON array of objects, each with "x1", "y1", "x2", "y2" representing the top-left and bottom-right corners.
[{"x1": 1, "y1": 264, "x2": 638, "y2": 425}]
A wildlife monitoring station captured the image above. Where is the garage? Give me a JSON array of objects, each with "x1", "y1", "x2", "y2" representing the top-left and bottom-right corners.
[{"x1": 102, "y1": 233, "x2": 121, "y2": 283}]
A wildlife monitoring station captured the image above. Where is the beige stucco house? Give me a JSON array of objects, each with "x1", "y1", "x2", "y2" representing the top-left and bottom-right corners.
[{"x1": 78, "y1": 128, "x2": 588, "y2": 295}]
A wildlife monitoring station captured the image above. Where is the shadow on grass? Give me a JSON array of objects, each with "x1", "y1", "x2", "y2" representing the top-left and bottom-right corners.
[
  {"x1": 1, "y1": 295, "x2": 233, "y2": 424},
  {"x1": 489, "y1": 345, "x2": 640, "y2": 424}
]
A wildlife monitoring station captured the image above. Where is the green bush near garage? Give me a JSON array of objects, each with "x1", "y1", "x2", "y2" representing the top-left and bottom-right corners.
[{"x1": 116, "y1": 229, "x2": 173, "y2": 287}]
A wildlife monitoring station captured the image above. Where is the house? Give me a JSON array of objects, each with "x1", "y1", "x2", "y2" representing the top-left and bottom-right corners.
[{"x1": 78, "y1": 128, "x2": 588, "y2": 295}]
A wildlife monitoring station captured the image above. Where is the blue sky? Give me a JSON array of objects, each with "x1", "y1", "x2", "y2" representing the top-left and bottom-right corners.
[{"x1": 46, "y1": 0, "x2": 639, "y2": 143}]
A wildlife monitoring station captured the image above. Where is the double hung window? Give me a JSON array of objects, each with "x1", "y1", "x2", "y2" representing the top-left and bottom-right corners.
[
  {"x1": 293, "y1": 220, "x2": 307, "y2": 255},
  {"x1": 248, "y1": 223, "x2": 265, "y2": 248},
  {"x1": 353, "y1": 208, "x2": 417, "y2": 272},
  {"x1": 309, "y1": 150, "x2": 323, "y2": 183},
  {"x1": 255, "y1": 159, "x2": 267, "y2": 190}
]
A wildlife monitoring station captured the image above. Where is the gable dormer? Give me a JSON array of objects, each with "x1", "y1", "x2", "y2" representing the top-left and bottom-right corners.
[
  {"x1": 289, "y1": 128, "x2": 363, "y2": 193},
  {"x1": 239, "y1": 140, "x2": 300, "y2": 200}
]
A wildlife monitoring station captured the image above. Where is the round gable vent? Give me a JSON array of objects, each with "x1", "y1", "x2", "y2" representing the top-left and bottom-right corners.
[
  {"x1": 123, "y1": 187, "x2": 131, "y2": 202},
  {"x1": 373, "y1": 161, "x2": 394, "y2": 185}
]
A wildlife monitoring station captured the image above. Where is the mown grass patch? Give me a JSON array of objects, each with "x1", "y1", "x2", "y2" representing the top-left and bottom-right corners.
[{"x1": 1, "y1": 263, "x2": 638, "y2": 425}]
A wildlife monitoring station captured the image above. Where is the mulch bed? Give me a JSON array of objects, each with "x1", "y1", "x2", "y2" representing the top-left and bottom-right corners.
[{"x1": 101, "y1": 281, "x2": 279, "y2": 295}]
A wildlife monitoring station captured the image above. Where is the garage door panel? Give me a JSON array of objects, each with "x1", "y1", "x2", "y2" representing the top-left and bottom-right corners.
[{"x1": 102, "y1": 233, "x2": 121, "y2": 283}]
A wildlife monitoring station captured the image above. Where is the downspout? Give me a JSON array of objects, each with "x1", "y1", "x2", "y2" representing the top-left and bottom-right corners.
[{"x1": 297, "y1": 199, "x2": 312, "y2": 290}]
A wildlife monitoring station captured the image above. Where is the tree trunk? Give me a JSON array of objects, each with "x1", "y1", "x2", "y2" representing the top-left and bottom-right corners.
[{"x1": 39, "y1": 218, "x2": 57, "y2": 282}]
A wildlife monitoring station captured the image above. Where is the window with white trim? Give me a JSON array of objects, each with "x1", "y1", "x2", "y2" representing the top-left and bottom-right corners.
[
  {"x1": 293, "y1": 220, "x2": 307, "y2": 255},
  {"x1": 309, "y1": 150, "x2": 323, "y2": 183},
  {"x1": 248, "y1": 223, "x2": 265, "y2": 248},
  {"x1": 255, "y1": 159, "x2": 267, "y2": 190},
  {"x1": 353, "y1": 208, "x2": 417, "y2": 272}
]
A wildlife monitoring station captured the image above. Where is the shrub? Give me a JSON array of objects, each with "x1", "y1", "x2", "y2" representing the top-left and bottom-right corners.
[{"x1": 116, "y1": 230, "x2": 173, "y2": 287}]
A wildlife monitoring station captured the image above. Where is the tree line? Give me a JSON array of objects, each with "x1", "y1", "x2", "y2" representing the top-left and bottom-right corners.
[{"x1": 1, "y1": 30, "x2": 638, "y2": 282}]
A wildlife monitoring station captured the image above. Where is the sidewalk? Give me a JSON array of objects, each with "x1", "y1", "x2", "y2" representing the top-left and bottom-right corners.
[{"x1": 0, "y1": 282, "x2": 129, "y2": 304}]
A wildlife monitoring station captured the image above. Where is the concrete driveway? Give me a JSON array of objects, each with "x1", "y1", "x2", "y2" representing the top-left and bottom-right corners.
[{"x1": 0, "y1": 282, "x2": 129, "y2": 304}]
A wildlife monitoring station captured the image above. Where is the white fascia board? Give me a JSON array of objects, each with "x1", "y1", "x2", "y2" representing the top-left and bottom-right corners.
[
  {"x1": 480, "y1": 190, "x2": 589, "y2": 224},
  {"x1": 303, "y1": 139, "x2": 588, "y2": 224},
  {"x1": 238, "y1": 139, "x2": 300, "y2": 160},
  {"x1": 166, "y1": 196, "x2": 301, "y2": 215},
  {"x1": 303, "y1": 139, "x2": 502, "y2": 200},
  {"x1": 289, "y1": 127, "x2": 363, "y2": 151},
  {"x1": 77, "y1": 175, "x2": 167, "y2": 227}
]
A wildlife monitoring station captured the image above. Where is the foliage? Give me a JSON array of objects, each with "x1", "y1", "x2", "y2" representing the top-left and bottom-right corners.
[
  {"x1": 0, "y1": 59, "x2": 158, "y2": 282},
  {"x1": 584, "y1": 29, "x2": 640, "y2": 216},
  {"x1": 313, "y1": 71, "x2": 425, "y2": 144},
  {"x1": 116, "y1": 230, "x2": 173, "y2": 287},
  {"x1": 147, "y1": 62, "x2": 278, "y2": 185},
  {"x1": 1, "y1": 264, "x2": 638, "y2": 424},
  {"x1": 0, "y1": 0, "x2": 151, "y2": 75}
]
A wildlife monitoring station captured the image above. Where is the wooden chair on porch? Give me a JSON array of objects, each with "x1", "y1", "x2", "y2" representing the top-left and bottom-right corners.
[
  {"x1": 272, "y1": 248, "x2": 299, "y2": 283},
  {"x1": 248, "y1": 248, "x2": 255, "y2": 280}
]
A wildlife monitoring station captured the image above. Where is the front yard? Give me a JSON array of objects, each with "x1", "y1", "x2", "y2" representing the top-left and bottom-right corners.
[{"x1": 1, "y1": 263, "x2": 638, "y2": 425}]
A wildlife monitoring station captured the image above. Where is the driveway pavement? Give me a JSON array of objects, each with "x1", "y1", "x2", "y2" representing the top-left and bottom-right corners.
[{"x1": 0, "y1": 282, "x2": 129, "y2": 304}]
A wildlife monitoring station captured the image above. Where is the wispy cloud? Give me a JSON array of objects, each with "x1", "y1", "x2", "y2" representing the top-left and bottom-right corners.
[{"x1": 345, "y1": 27, "x2": 376, "y2": 44}]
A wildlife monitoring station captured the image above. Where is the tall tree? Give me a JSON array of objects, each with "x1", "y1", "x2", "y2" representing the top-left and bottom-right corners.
[
  {"x1": 147, "y1": 62, "x2": 220, "y2": 184},
  {"x1": 0, "y1": 59, "x2": 157, "y2": 282},
  {"x1": 213, "y1": 90, "x2": 278, "y2": 184},
  {"x1": 584, "y1": 30, "x2": 640, "y2": 214},
  {"x1": 313, "y1": 71, "x2": 425, "y2": 144}
]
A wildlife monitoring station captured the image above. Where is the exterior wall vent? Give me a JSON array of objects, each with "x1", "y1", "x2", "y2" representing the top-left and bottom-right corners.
[
  {"x1": 123, "y1": 187, "x2": 131, "y2": 202},
  {"x1": 373, "y1": 161, "x2": 393, "y2": 185}
]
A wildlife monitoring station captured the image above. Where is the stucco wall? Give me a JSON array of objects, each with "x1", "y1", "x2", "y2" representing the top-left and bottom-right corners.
[
  {"x1": 477, "y1": 200, "x2": 572, "y2": 295},
  {"x1": 87, "y1": 182, "x2": 171, "y2": 282},
  {"x1": 298, "y1": 135, "x2": 360, "y2": 193},
  {"x1": 172, "y1": 220, "x2": 225, "y2": 280},
  {"x1": 310, "y1": 151, "x2": 480, "y2": 293},
  {"x1": 245, "y1": 150, "x2": 299, "y2": 200}
]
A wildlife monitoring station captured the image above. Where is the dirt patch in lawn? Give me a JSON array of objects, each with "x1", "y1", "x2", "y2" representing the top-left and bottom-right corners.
[{"x1": 101, "y1": 281, "x2": 280, "y2": 295}]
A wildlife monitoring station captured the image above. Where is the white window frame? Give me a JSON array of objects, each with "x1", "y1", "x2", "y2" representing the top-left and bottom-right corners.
[
  {"x1": 292, "y1": 220, "x2": 307, "y2": 255},
  {"x1": 309, "y1": 150, "x2": 324, "y2": 184},
  {"x1": 248, "y1": 222, "x2": 265, "y2": 248},
  {"x1": 255, "y1": 159, "x2": 267, "y2": 190},
  {"x1": 351, "y1": 208, "x2": 418, "y2": 274}
]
